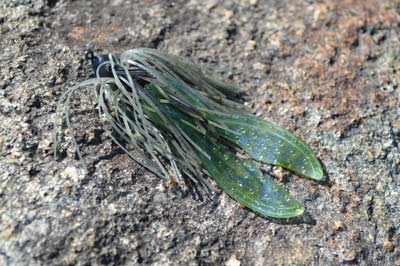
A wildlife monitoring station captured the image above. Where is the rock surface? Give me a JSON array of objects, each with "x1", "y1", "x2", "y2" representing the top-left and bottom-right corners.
[{"x1": 0, "y1": 0, "x2": 399, "y2": 265}]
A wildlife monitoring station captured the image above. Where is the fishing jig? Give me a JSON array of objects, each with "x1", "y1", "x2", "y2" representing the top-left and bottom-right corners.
[{"x1": 54, "y1": 48, "x2": 325, "y2": 218}]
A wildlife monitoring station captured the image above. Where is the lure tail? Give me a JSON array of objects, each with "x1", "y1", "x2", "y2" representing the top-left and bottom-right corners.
[{"x1": 55, "y1": 48, "x2": 325, "y2": 219}]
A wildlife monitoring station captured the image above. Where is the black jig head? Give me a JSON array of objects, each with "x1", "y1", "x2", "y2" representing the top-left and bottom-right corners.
[{"x1": 85, "y1": 49, "x2": 113, "y2": 77}]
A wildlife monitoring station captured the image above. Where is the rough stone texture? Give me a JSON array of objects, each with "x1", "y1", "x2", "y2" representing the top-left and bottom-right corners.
[{"x1": 0, "y1": 0, "x2": 399, "y2": 265}]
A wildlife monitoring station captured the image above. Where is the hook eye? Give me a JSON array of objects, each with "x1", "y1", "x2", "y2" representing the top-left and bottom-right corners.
[{"x1": 85, "y1": 49, "x2": 94, "y2": 61}]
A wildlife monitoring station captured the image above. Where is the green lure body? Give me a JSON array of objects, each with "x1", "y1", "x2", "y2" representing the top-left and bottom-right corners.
[{"x1": 55, "y1": 48, "x2": 325, "y2": 219}]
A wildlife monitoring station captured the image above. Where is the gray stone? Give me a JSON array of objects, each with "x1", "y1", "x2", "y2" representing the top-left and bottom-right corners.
[{"x1": 0, "y1": 0, "x2": 399, "y2": 265}]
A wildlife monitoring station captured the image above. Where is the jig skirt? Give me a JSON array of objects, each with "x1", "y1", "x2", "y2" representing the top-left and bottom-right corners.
[{"x1": 54, "y1": 48, "x2": 325, "y2": 219}]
